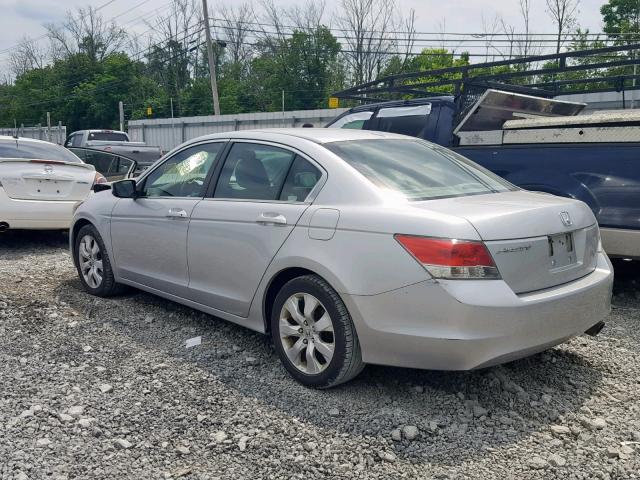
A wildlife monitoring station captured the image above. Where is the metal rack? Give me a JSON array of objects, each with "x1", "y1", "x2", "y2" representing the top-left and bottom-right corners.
[{"x1": 332, "y1": 43, "x2": 640, "y2": 118}]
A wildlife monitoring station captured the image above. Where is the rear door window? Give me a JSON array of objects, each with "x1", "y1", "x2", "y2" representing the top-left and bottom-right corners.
[
  {"x1": 373, "y1": 104, "x2": 432, "y2": 137},
  {"x1": 279, "y1": 157, "x2": 322, "y2": 202},
  {"x1": 87, "y1": 132, "x2": 128, "y2": 142},
  {"x1": 214, "y1": 143, "x2": 296, "y2": 201}
]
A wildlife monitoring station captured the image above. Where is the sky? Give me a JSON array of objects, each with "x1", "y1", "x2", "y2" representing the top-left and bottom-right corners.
[{"x1": 0, "y1": 0, "x2": 610, "y2": 71}]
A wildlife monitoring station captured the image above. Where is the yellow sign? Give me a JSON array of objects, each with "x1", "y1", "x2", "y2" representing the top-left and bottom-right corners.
[
  {"x1": 146, "y1": 106, "x2": 153, "y2": 116},
  {"x1": 328, "y1": 97, "x2": 339, "y2": 109}
]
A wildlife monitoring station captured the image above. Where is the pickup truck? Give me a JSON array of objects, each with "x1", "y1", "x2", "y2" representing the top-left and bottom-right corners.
[
  {"x1": 326, "y1": 89, "x2": 640, "y2": 259},
  {"x1": 65, "y1": 129, "x2": 162, "y2": 173}
]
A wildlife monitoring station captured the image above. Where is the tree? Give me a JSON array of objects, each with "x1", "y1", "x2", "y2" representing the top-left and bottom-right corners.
[
  {"x1": 601, "y1": 0, "x2": 640, "y2": 41},
  {"x1": 600, "y1": 0, "x2": 640, "y2": 100},
  {"x1": 247, "y1": 26, "x2": 342, "y2": 111},
  {"x1": 545, "y1": 0, "x2": 580, "y2": 55},
  {"x1": 218, "y1": 2, "x2": 256, "y2": 70},
  {"x1": 9, "y1": 38, "x2": 49, "y2": 78},
  {"x1": 336, "y1": 0, "x2": 399, "y2": 85},
  {"x1": 144, "y1": 0, "x2": 200, "y2": 116},
  {"x1": 46, "y1": 6, "x2": 127, "y2": 63}
]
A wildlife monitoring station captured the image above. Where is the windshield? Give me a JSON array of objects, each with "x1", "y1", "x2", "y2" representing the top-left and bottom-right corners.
[
  {"x1": 0, "y1": 139, "x2": 82, "y2": 163},
  {"x1": 325, "y1": 139, "x2": 516, "y2": 201},
  {"x1": 88, "y1": 131, "x2": 128, "y2": 141}
]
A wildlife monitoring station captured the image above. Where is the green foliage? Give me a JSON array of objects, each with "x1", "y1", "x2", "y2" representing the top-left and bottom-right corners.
[
  {"x1": 0, "y1": 25, "x2": 344, "y2": 128},
  {"x1": 601, "y1": 0, "x2": 640, "y2": 40}
]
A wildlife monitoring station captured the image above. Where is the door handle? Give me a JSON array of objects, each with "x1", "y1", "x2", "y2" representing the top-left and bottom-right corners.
[
  {"x1": 166, "y1": 208, "x2": 188, "y2": 219},
  {"x1": 256, "y1": 212, "x2": 287, "y2": 225}
]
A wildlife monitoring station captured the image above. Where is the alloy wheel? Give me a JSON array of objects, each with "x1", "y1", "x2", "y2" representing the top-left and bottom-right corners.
[
  {"x1": 79, "y1": 234, "x2": 103, "y2": 289},
  {"x1": 279, "y1": 293, "x2": 335, "y2": 375}
]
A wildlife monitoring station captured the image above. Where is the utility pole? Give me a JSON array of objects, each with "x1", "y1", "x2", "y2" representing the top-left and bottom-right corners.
[
  {"x1": 119, "y1": 101, "x2": 125, "y2": 132},
  {"x1": 202, "y1": 0, "x2": 220, "y2": 115}
]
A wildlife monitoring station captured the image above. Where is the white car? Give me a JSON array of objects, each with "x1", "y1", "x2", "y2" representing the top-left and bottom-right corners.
[{"x1": 0, "y1": 136, "x2": 104, "y2": 231}]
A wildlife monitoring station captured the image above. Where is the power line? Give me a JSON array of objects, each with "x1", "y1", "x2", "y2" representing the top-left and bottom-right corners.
[{"x1": 207, "y1": 15, "x2": 640, "y2": 39}]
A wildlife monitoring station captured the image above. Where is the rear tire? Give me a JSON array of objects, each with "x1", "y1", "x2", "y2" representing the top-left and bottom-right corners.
[
  {"x1": 75, "y1": 224, "x2": 124, "y2": 297},
  {"x1": 271, "y1": 274, "x2": 365, "y2": 388}
]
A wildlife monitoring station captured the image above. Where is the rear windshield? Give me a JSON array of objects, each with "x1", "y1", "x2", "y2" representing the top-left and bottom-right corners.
[
  {"x1": 88, "y1": 132, "x2": 128, "y2": 141},
  {"x1": 325, "y1": 139, "x2": 516, "y2": 201},
  {"x1": 0, "y1": 139, "x2": 82, "y2": 163}
]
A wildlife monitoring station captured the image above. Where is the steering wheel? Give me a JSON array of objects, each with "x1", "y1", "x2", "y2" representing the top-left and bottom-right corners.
[{"x1": 181, "y1": 177, "x2": 204, "y2": 196}]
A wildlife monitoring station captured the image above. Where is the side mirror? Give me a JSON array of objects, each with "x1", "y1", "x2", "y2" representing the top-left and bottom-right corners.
[{"x1": 112, "y1": 179, "x2": 138, "y2": 198}]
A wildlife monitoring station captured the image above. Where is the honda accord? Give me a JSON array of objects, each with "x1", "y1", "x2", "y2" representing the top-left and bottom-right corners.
[{"x1": 70, "y1": 129, "x2": 613, "y2": 388}]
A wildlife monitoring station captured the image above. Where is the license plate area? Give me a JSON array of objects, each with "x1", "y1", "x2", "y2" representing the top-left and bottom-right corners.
[
  {"x1": 25, "y1": 178, "x2": 70, "y2": 196},
  {"x1": 548, "y1": 232, "x2": 575, "y2": 268}
]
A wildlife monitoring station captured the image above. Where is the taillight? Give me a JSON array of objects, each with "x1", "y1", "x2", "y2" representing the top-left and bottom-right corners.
[
  {"x1": 93, "y1": 172, "x2": 107, "y2": 185},
  {"x1": 394, "y1": 235, "x2": 500, "y2": 279}
]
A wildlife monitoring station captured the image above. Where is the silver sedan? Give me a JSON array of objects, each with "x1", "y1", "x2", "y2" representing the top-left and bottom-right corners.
[{"x1": 70, "y1": 129, "x2": 613, "y2": 388}]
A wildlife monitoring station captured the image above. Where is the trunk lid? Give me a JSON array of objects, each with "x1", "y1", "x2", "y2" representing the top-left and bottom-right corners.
[
  {"x1": 414, "y1": 191, "x2": 600, "y2": 293},
  {"x1": 0, "y1": 159, "x2": 95, "y2": 201}
]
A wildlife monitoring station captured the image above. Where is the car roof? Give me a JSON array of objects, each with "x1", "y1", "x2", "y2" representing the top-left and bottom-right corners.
[
  {"x1": 188, "y1": 128, "x2": 414, "y2": 145},
  {"x1": 346, "y1": 96, "x2": 454, "y2": 113},
  {"x1": 71, "y1": 129, "x2": 127, "y2": 134}
]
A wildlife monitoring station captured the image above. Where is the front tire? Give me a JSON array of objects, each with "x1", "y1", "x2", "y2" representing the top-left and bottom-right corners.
[
  {"x1": 271, "y1": 274, "x2": 365, "y2": 388},
  {"x1": 75, "y1": 224, "x2": 123, "y2": 297}
]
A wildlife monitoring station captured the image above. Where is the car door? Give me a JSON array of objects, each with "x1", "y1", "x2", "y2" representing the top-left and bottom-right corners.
[
  {"x1": 69, "y1": 148, "x2": 137, "y2": 181},
  {"x1": 186, "y1": 141, "x2": 325, "y2": 317},
  {"x1": 110, "y1": 141, "x2": 226, "y2": 296}
]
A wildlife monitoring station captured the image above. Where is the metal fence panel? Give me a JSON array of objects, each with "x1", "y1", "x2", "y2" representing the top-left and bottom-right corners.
[
  {"x1": 127, "y1": 108, "x2": 348, "y2": 152},
  {"x1": 0, "y1": 125, "x2": 67, "y2": 145}
]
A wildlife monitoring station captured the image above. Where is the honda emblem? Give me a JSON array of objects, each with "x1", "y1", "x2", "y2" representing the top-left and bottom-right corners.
[
  {"x1": 43, "y1": 164, "x2": 54, "y2": 174},
  {"x1": 559, "y1": 211, "x2": 573, "y2": 227}
]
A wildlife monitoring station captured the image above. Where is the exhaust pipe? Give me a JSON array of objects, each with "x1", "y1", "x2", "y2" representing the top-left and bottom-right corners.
[
  {"x1": 585, "y1": 321, "x2": 605, "y2": 337},
  {"x1": 0, "y1": 222, "x2": 9, "y2": 233}
]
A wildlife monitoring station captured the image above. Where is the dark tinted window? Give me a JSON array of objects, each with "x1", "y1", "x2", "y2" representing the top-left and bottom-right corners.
[
  {"x1": 214, "y1": 143, "x2": 295, "y2": 200},
  {"x1": 87, "y1": 131, "x2": 128, "y2": 142},
  {"x1": 326, "y1": 139, "x2": 515, "y2": 201},
  {"x1": 143, "y1": 142, "x2": 223, "y2": 197},
  {"x1": 279, "y1": 157, "x2": 322, "y2": 202},
  {"x1": 374, "y1": 105, "x2": 432, "y2": 137},
  {"x1": 70, "y1": 148, "x2": 135, "y2": 179},
  {"x1": 0, "y1": 139, "x2": 82, "y2": 163}
]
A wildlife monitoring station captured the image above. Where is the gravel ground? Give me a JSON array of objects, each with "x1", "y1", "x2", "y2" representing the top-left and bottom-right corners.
[{"x1": 1, "y1": 230, "x2": 639, "y2": 480}]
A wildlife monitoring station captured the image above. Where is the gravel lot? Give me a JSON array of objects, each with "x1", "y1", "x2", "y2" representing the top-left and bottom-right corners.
[{"x1": 1, "y1": 230, "x2": 639, "y2": 480}]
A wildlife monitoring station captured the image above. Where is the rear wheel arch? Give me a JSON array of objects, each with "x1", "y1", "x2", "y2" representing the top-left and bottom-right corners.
[
  {"x1": 263, "y1": 267, "x2": 316, "y2": 334},
  {"x1": 262, "y1": 267, "x2": 348, "y2": 334}
]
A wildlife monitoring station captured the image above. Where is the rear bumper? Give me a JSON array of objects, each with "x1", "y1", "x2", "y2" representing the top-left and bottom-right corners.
[
  {"x1": 343, "y1": 252, "x2": 613, "y2": 371},
  {"x1": 600, "y1": 227, "x2": 640, "y2": 259},
  {"x1": 0, "y1": 188, "x2": 78, "y2": 229}
]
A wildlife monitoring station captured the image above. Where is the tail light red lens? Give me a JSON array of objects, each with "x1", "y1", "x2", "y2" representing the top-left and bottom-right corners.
[{"x1": 395, "y1": 235, "x2": 501, "y2": 279}]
